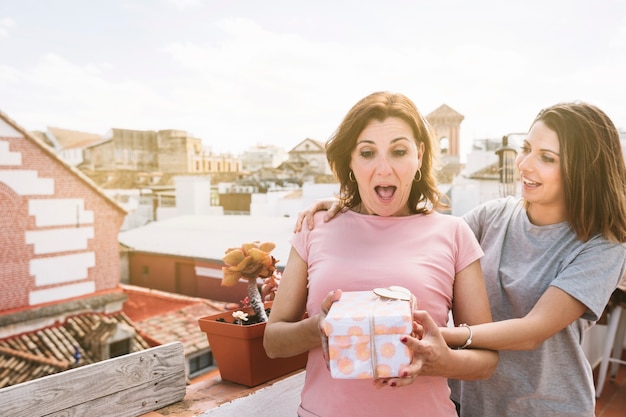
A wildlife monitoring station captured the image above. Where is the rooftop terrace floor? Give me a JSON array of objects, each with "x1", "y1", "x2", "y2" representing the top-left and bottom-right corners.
[{"x1": 139, "y1": 358, "x2": 626, "y2": 417}]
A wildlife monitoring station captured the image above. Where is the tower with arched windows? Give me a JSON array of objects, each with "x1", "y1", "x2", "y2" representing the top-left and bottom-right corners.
[{"x1": 426, "y1": 104, "x2": 464, "y2": 183}]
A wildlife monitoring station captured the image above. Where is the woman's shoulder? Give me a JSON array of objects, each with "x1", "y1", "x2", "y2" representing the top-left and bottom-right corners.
[
  {"x1": 585, "y1": 233, "x2": 626, "y2": 253},
  {"x1": 420, "y1": 211, "x2": 469, "y2": 232},
  {"x1": 483, "y1": 196, "x2": 520, "y2": 210},
  {"x1": 470, "y1": 196, "x2": 522, "y2": 217}
]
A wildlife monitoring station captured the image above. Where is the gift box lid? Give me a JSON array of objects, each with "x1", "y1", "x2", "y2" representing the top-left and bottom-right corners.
[{"x1": 322, "y1": 290, "x2": 412, "y2": 336}]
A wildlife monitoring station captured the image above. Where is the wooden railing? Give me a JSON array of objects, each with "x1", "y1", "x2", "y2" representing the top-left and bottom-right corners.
[{"x1": 0, "y1": 342, "x2": 186, "y2": 417}]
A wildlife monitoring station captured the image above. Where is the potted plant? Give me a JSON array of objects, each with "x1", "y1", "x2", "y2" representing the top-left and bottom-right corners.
[{"x1": 198, "y1": 241, "x2": 308, "y2": 387}]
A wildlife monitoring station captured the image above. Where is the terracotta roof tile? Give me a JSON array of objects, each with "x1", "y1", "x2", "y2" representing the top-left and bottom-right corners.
[
  {"x1": 121, "y1": 285, "x2": 228, "y2": 356},
  {"x1": 0, "y1": 312, "x2": 150, "y2": 389}
]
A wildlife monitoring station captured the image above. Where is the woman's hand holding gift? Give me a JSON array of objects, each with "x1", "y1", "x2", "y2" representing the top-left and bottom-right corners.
[
  {"x1": 374, "y1": 309, "x2": 451, "y2": 388},
  {"x1": 319, "y1": 290, "x2": 343, "y2": 366}
]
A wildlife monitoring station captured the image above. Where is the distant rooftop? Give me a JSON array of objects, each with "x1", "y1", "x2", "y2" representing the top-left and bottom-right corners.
[{"x1": 118, "y1": 215, "x2": 296, "y2": 267}]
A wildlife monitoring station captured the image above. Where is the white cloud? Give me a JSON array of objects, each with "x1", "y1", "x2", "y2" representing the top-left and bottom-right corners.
[
  {"x1": 0, "y1": 17, "x2": 16, "y2": 38},
  {"x1": 3, "y1": 1, "x2": 626, "y2": 157},
  {"x1": 609, "y1": 16, "x2": 626, "y2": 49},
  {"x1": 1, "y1": 53, "x2": 169, "y2": 134},
  {"x1": 159, "y1": 19, "x2": 457, "y2": 150},
  {"x1": 163, "y1": 0, "x2": 203, "y2": 10}
]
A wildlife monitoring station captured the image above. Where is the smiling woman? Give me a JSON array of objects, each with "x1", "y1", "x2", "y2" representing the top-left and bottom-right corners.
[{"x1": 516, "y1": 121, "x2": 565, "y2": 225}]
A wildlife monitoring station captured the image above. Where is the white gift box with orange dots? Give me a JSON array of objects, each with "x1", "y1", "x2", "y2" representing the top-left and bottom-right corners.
[{"x1": 321, "y1": 289, "x2": 413, "y2": 379}]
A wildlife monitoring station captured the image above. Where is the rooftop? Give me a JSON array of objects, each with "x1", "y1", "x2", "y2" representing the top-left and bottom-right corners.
[
  {"x1": 118, "y1": 215, "x2": 296, "y2": 267},
  {"x1": 0, "y1": 285, "x2": 232, "y2": 390},
  {"x1": 121, "y1": 285, "x2": 231, "y2": 356},
  {"x1": 0, "y1": 310, "x2": 150, "y2": 388}
]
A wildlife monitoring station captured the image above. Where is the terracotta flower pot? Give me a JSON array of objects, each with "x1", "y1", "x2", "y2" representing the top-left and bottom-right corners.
[{"x1": 198, "y1": 302, "x2": 308, "y2": 387}]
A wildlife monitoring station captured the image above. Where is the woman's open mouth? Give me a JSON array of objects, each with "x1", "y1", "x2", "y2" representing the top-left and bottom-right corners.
[{"x1": 375, "y1": 185, "x2": 396, "y2": 201}]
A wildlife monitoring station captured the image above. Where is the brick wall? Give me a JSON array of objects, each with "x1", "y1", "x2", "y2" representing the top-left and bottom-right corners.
[{"x1": 0, "y1": 127, "x2": 125, "y2": 312}]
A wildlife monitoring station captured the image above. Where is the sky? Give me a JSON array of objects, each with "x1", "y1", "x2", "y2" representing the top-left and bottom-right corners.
[{"x1": 1, "y1": 0, "x2": 625, "y2": 159}]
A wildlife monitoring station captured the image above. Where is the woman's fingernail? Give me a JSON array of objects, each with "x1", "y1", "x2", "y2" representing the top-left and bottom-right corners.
[
  {"x1": 401, "y1": 337, "x2": 408, "y2": 343},
  {"x1": 390, "y1": 382, "x2": 396, "y2": 387}
]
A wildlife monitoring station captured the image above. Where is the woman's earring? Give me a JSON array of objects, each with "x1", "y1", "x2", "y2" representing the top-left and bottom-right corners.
[
  {"x1": 414, "y1": 169, "x2": 422, "y2": 183},
  {"x1": 349, "y1": 171, "x2": 356, "y2": 182}
]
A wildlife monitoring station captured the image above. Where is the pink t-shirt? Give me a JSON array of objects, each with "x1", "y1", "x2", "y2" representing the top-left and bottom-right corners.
[{"x1": 290, "y1": 210, "x2": 483, "y2": 417}]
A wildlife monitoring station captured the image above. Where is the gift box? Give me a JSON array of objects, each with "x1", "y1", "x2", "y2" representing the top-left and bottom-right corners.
[{"x1": 321, "y1": 289, "x2": 413, "y2": 379}]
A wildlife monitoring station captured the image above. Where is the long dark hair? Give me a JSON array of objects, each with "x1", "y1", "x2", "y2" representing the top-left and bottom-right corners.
[{"x1": 533, "y1": 102, "x2": 626, "y2": 242}]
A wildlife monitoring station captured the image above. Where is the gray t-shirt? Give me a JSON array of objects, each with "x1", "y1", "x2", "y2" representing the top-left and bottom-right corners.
[{"x1": 450, "y1": 197, "x2": 626, "y2": 417}]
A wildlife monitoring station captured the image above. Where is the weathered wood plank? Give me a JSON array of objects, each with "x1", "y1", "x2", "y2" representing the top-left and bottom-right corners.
[
  {"x1": 44, "y1": 372, "x2": 186, "y2": 417},
  {"x1": 0, "y1": 342, "x2": 186, "y2": 417}
]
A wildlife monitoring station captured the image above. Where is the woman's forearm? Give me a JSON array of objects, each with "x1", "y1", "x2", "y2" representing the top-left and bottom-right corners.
[
  {"x1": 442, "y1": 318, "x2": 549, "y2": 351},
  {"x1": 264, "y1": 315, "x2": 322, "y2": 358},
  {"x1": 446, "y1": 348, "x2": 499, "y2": 380},
  {"x1": 442, "y1": 287, "x2": 588, "y2": 351}
]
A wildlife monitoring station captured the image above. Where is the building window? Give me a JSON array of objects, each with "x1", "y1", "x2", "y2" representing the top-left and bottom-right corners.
[
  {"x1": 188, "y1": 350, "x2": 214, "y2": 378},
  {"x1": 109, "y1": 338, "x2": 131, "y2": 358},
  {"x1": 440, "y1": 137, "x2": 449, "y2": 154}
]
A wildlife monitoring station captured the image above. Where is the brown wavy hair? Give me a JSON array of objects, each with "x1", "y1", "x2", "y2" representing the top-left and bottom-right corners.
[
  {"x1": 531, "y1": 102, "x2": 626, "y2": 242},
  {"x1": 325, "y1": 91, "x2": 444, "y2": 214}
]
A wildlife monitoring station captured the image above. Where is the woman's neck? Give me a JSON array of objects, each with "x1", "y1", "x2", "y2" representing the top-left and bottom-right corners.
[
  {"x1": 526, "y1": 202, "x2": 567, "y2": 226},
  {"x1": 352, "y1": 203, "x2": 412, "y2": 217}
]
